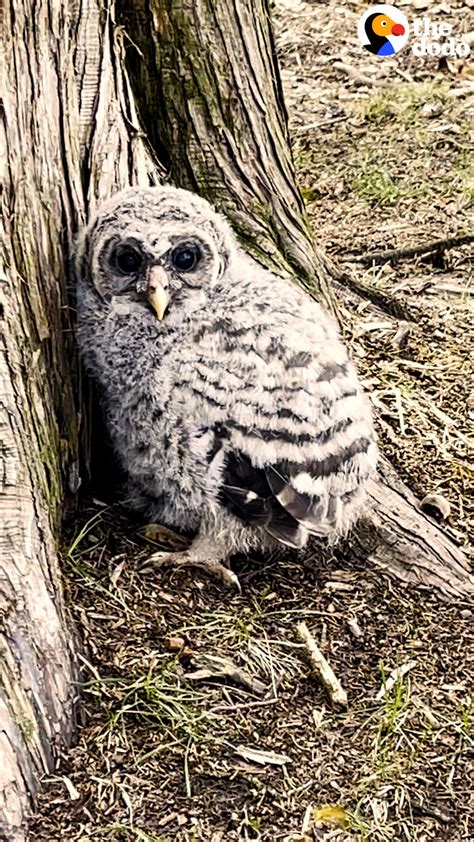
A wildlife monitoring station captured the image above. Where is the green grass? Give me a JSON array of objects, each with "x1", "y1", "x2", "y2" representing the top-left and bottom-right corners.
[
  {"x1": 177, "y1": 608, "x2": 263, "y2": 649},
  {"x1": 65, "y1": 509, "x2": 109, "y2": 587},
  {"x1": 360, "y1": 80, "x2": 450, "y2": 126},
  {"x1": 459, "y1": 697, "x2": 473, "y2": 735},
  {"x1": 351, "y1": 167, "x2": 417, "y2": 204},
  {"x1": 63, "y1": 507, "x2": 132, "y2": 610},
  {"x1": 342, "y1": 667, "x2": 418, "y2": 829},
  {"x1": 374, "y1": 667, "x2": 413, "y2": 777},
  {"x1": 454, "y1": 149, "x2": 474, "y2": 203},
  {"x1": 81, "y1": 663, "x2": 217, "y2": 748},
  {"x1": 294, "y1": 78, "x2": 469, "y2": 211}
]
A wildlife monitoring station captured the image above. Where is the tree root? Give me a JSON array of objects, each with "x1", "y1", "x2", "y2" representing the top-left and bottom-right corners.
[
  {"x1": 346, "y1": 233, "x2": 474, "y2": 267},
  {"x1": 361, "y1": 459, "x2": 473, "y2": 602}
]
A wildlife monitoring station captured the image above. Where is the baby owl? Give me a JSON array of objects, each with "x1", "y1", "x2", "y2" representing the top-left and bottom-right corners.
[{"x1": 75, "y1": 186, "x2": 377, "y2": 588}]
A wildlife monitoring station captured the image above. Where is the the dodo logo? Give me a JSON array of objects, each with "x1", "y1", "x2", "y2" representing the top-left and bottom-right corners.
[{"x1": 358, "y1": 4, "x2": 409, "y2": 57}]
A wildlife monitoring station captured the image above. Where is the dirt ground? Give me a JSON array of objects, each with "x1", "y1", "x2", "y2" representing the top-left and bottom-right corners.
[{"x1": 31, "y1": 1, "x2": 473, "y2": 840}]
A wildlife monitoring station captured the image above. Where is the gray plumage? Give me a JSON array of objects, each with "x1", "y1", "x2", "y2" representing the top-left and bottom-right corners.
[{"x1": 74, "y1": 186, "x2": 378, "y2": 586}]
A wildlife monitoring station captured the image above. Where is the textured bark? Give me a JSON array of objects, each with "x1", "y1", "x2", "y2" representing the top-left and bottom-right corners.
[
  {"x1": 1, "y1": 0, "x2": 472, "y2": 837},
  {"x1": 0, "y1": 1, "x2": 158, "y2": 838},
  {"x1": 364, "y1": 460, "x2": 473, "y2": 600},
  {"x1": 117, "y1": 0, "x2": 473, "y2": 599}
]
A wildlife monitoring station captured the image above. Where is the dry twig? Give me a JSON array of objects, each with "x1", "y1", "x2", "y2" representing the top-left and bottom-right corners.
[
  {"x1": 296, "y1": 622, "x2": 348, "y2": 707},
  {"x1": 234, "y1": 745, "x2": 290, "y2": 766},
  {"x1": 347, "y1": 234, "x2": 474, "y2": 267},
  {"x1": 186, "y1": 653, "x2": 267, "y2": 696}
]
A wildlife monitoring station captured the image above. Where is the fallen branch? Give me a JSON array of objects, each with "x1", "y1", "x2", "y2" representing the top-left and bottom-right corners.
[
  {"x1": 362, "y1": 458, "x2": 474, "y2": 601},
  {"x1": 336, "y1": 270, "x2": 414, "y2": 320},
  {"x1": 333, "y1": 61, "x2": 382, "y2": 88},
  {"x1": 296, "y1": 622, "x2": 348, "y2": 708},
  {"x1": 346, "y1": 234, "x2": 474, "y2": 267},
  {"x1": 186, "y1": 654, "x2": 267, "y2": 696}
]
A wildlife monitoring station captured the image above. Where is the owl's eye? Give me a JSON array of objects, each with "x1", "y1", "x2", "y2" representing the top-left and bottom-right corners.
[
  {"x1": 114, "y1": 246, "x2": 143, "y2": 274},
  {"x1": 171, "y1": 244, "x2": 201, "y2": 272}
]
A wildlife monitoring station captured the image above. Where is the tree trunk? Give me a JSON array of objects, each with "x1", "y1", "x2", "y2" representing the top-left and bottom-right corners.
[
  {"x1": 1, "y1": 2, "x2": 158, "y2": 838},
  {"x1": 117, "y1": 0, "x2": 473, "y2": 600},
  {"x1": 1, "y1": 0, "x2": 472, "y2": 837}
]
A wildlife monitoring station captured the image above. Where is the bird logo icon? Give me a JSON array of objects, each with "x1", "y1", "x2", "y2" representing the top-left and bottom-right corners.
[{"x1": 358, "y1": 4, "x2": 409, "y2": 56}]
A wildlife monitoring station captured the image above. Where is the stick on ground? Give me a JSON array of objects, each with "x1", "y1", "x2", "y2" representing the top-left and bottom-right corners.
[
  {"x1": 347, "y1": 234, "x2": 474, "y2": 266},
  {"x1": 296, "y1": 621, "x2": 348, "y2": 707}
]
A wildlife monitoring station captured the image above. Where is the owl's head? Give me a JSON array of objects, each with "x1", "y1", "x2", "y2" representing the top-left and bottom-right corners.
[{"x1": 75, "y1": 186, "x2": 236, "y2": 320}]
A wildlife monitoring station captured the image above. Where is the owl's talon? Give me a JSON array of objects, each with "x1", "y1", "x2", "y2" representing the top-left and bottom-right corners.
[
  {"x1": 144, "y1": 549, "x2": 241, "y2": 591},
  {"x1": 221, "y1": 568, "x2": 242, "y2": 592}
]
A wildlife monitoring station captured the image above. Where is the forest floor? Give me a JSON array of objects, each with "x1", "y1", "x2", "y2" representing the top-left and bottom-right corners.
[{"x1": 31, "y1": 1, "x2": 473, "y2": 841}]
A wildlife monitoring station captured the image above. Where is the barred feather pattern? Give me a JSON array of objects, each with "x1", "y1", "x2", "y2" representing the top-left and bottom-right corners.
[{"x1": 75, "y1": 187, "x2": 378, "y2": 559}]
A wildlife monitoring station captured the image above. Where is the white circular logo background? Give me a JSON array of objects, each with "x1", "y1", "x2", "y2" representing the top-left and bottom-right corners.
[{"x1": 358, "y1": 5, "x2": 410, "y2": 55}]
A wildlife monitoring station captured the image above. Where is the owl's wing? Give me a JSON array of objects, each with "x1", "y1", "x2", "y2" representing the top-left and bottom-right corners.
[
  {"x1": 220, "y1": 450, "x2": 312, "y2": 547},
  {"x1": 214, "y1": 354, "x2": 375, "y2": 547},
  {"x1": 186, "y1": 282, "x2": 377, "y2": 547},
  {"x1": 220, "y1": 425, "x2": 375, "y2": 549}
]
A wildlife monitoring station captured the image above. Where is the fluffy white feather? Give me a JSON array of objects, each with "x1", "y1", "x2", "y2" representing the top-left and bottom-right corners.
[{"x1": 75, "y1": 186, "x2": 378, "y2": 585}]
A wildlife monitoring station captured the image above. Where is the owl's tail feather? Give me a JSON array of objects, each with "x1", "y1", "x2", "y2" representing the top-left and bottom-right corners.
[
  {"x1": 220, "y1": 452, "x2": 325, "y2": 549},
  {"x1": 220, "y1": 482, "x2": 306, "y2": 548},
  {"x1": 221, "y1": 447, "x2": 372, "y2": 549}
]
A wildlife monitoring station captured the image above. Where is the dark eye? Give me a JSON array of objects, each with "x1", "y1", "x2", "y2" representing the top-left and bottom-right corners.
[
  {"x1": 171, "y1": 244, "x2": 201, "y2": 272},
  {"x1": 114, "y1": 247, "x2": 143, "y2": 274}
]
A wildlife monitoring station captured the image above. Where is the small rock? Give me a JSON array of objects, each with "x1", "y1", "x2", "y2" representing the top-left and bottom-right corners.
[
  {"x1": 165, "y1": 636, "x2": 195, "y2": 657},
  {"x1": 420, "y1": 101, "x2": 444, "y2": 119},
  {"x1": 420, "y1": 493, "x2": 451, "y2": 521}
]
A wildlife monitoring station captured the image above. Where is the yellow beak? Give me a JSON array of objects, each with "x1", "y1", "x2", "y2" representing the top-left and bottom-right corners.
[{"x1": 147, "y1": 265, "x2": 170, "y2": 321}]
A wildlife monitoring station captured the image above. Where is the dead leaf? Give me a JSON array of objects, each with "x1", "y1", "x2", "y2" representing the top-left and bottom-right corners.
[
  {"x1": 62, "y1": 776, "x2": 80, "y2": 801},
  {"x1": 420, "y1": 102, "x2": 444, "y2": 119},
  {"x1": 143, "y1": 523, "x2": 188, "y2": 549},
  {"x1": 235, "y1": 745, "x2": 291, "y2": 766},
  {"x1": 313, "y1": 804, "x2": 348, "y2": 828},
  {"x1": 186, "y1": 654, "x2": 267, "y2": 695},
  {"x1": 376, "y1": 661, "x2": 417, "y2": 701},
  {"x1": 110, "y1": 560, "x2": 126, "y2": 588}
]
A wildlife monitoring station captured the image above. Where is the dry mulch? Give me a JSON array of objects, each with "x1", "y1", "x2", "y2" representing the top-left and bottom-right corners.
[{"x1": 30, "y1": 508, "x2": 474, "y2": 841}]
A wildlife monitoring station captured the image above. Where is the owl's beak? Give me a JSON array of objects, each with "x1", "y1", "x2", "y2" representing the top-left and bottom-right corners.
[{"x1": 146, "y1": 265, "x2": 170, "y2": 321}]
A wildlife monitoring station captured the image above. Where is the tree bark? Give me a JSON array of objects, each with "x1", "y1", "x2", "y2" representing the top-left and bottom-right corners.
[
  {"x1": 1, "y1": 1, "x2": 158, "y2": 838},
  {"x1": 1, "y1": 0, "x2": 472, "y2": 837},
  {"x1": 117, "y1": 0, "x2": 473, "y2": 600}
]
